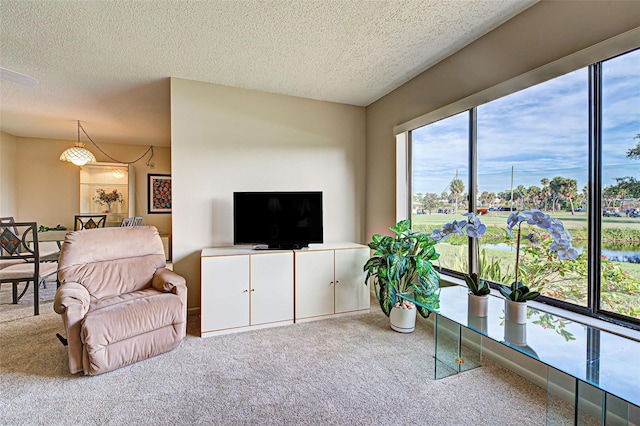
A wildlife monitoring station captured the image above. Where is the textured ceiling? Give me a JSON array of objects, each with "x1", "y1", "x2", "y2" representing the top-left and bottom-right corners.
[{"x1": 0, "y1": 0, "x2": 536, "y2": 147}]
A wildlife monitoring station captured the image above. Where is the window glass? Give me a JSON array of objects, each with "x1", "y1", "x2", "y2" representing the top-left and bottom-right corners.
[
  {"x1": 601, "y1": 49, "x2": 640, "y2": 319},
  {"x1": 477, "y1": 68, "x2": 589, "y2": 306},
  {"x1": 411, "y1": 112, "x2": 469, "y2": 274}
]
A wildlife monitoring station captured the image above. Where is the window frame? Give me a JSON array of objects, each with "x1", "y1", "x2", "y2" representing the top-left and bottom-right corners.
[{"x1": 399, "y1": 40, "x2": 640, "y2": 329}]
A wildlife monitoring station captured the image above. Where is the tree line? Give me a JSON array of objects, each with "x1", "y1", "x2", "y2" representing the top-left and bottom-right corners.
[
  {"x1": 415, "y1": 134, "x2": 640, "y2": 215},
  {"x1": 415, "y1": 175, "x2": 585, "y2": 214}
]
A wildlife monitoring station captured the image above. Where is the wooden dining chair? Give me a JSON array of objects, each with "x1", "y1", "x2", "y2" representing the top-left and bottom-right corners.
[{"x1": 74, "y1": 214, "x2": 107, "y2": 231}]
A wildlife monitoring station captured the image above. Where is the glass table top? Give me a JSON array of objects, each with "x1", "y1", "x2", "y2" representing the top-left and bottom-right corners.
[{"x1": 399, "y1": 285, "x2": 640, "y2": 407}]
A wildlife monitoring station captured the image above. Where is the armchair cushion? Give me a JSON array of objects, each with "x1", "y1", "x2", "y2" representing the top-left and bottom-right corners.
[{"x1": 81, "y1": 289, "x2": 184, "y2": 376}]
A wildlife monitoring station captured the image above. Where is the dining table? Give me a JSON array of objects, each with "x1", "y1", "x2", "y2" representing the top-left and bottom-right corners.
[
  {"x1": 25, "y1": 229, "x2": 70, "y2": 263},
  {"x1": 34, "y1": 230, "x2": 70, "y2": 249}
]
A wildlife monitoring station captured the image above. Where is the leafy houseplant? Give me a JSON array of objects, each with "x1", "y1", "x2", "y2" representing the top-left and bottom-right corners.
[
  {"x1": 431, "y1": 213, "x2": 492, "y2": 296},
  {"x1": 431, "y1": 213, "x2": 490, "y2": 316},
  {"x1": 364, "y1": 219, "x2": 441, "y2": 321},
  {"x1": 464, "y1": 272, "x2": 490, "y2": 296}
]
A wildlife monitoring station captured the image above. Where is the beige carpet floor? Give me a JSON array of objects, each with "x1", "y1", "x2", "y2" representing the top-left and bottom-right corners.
[{"x1": 0, "y1": 282, "x2": 548, "y2": 425}]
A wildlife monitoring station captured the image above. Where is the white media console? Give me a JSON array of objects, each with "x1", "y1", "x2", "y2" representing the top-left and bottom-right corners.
[{"x1": 200, "y1": 243, "x2": 370, "y2": 337}]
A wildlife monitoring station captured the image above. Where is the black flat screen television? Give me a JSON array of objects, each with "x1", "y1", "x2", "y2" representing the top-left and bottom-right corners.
[{"x1": 233, "y1": 191, "x2": 323, "y2": 249}]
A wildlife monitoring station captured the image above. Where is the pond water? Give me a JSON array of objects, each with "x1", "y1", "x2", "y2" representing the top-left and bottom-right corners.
[{"x1": 480, "y1": 243, "x2": 640, "y2": 264}]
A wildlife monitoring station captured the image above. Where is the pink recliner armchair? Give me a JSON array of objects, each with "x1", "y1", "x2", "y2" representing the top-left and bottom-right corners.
[{"x1": 54, "y1": 226, "x2": 187, "y2": 375}]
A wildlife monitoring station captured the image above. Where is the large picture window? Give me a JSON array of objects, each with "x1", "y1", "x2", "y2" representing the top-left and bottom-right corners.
[
  {"x1": 477, "y1": 68, "x2": 589, "y2": 307},
  {"x1": 411, "y1": 112, "x2": 469, "y2": 274},
  {"x1": 407, "y1": 47, "x2": 640, "y2": 325},
  {"x1": 601, "y1": 49, "x2": 640, "y2": 319}
]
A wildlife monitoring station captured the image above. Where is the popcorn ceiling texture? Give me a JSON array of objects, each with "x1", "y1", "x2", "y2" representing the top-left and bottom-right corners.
[{"x1": 0, "y1": 0, "x2": 536, "y2": 145}]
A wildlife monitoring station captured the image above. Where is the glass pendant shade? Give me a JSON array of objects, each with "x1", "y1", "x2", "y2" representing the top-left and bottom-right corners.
[
  {"x1": 59, "y1": 142, "x2": 97, "y2": 166},
  {"x1": 111, "y1": 167, "x2": 126, "y2": 178}
]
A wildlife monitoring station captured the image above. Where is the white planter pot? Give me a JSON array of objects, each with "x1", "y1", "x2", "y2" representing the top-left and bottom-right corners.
[
  {"x1": 504, "y1": 320, "x2": 527, "y2": 346},
  {"x1": 389, "y1": 305, "x2": 417, "y2": 333},
  {"x1": 467, "y1": 293, "x2": 489, "y2": 317},
  {"x1": 504, "y1": 300, "x2": 528, "y2": 324},
  {"x1": 467, "y1": 312, "x2": 488, "y2": 333}
]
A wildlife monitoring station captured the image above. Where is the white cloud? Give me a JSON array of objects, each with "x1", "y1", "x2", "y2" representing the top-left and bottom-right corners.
[{"x1": 411, "y1": 50, "x2": 639, "y2": 195}]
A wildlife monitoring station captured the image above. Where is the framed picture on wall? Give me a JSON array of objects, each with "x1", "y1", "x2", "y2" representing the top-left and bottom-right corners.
[{"x1": 148, "y1": 174, "x2": 172, "y2": 214}]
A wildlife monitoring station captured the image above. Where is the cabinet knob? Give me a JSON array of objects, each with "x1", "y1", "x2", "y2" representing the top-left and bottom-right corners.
[
  {"x1": 329, "y1": 281, "x2": 334, "y2": 286},
  {"x1": 251, "y1": 289, "x2": 255, "y2": 292},
  {"x1": 243, "y1": 289, "x2": 248, "y2": 293},
  {"x1": 335, "y1": 280, "x2": 340, "y2": 285}
]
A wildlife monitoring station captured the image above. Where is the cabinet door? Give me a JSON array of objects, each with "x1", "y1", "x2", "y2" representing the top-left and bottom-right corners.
[
  {"x1": 250, "y1": 252, "x2": 294, "y2": 325},
  {"x1": 295, "y1": 250, "x2": 335, "y2": 319},
  {"x1": 334, "y1": 247, "x2": 370, "y2": 313},
  {"x1": 201, "y1": 255, "x2": 250, "y2": 332}
]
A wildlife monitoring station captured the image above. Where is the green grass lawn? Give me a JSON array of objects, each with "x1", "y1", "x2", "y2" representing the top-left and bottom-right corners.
[{"x1": 411, "y1": 212, "x2": 640, "y2": 318}]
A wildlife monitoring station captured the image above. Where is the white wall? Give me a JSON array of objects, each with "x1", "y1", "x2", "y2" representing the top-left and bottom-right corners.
[
  {"x1": 170, "y1": 78, "x2": 366, "y2": 308},
  {"x1": 0, "y1": 131, "x2": 18, "y2": 217}
]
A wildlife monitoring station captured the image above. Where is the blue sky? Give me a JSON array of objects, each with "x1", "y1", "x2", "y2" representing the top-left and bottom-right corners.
[{"x1": 412, "y1": 48, "x2": 640, "y2": 197}]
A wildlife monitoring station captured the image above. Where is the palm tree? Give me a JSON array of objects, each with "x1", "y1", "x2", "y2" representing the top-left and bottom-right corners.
[
  {"x1": 550, "y1": 176, "x2": 578, "y2": 214},
  {"x1": 423, "y1": 192, "x2": 438, "y2": 214},
  {"x1": 478, "y1": 191, "x2": 495, "y2": 208},
  {"x1": 527, "y1": 185, "x2": 542, "y2": 209},
  {"x1": 449, "y1": 170, "x2": 465, "y2": 214},
  {"x1": 540, "y1": 178, "x2": 550, "y2": 211}
]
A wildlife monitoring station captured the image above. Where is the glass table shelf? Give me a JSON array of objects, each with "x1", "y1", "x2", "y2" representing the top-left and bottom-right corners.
[{"x1": 398, "y1": 285, "x2": 640, "y2": 425}]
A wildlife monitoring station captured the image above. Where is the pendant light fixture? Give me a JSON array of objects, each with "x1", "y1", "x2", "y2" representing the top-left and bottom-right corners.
[{"x1": 59, "y1": 120, "x2": 97, "y2": 166}]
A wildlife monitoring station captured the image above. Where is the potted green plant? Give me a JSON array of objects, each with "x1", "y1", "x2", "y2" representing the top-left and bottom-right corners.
[
  {"x1": 430, "y1": 210, "x2": 578, "y2": 322},
  {"x1": 500, "y1": 209, "x2": 578, "y2": 323},
  {"x1": 363, "y1": 219, "x2": 440, "y2": 333},
  {"x1": 431, "y1": 213, "x2": 490, "y2": 317}
]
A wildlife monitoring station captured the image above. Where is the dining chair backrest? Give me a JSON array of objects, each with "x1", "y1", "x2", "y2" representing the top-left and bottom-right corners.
[
  {"x1": 0, "y1": 221, "x2": 59, "y2": 315},
  {"x1": 0, "y1": 221, "x2": 37, "y2": 262},
  {"x1": 0, "y1": 217, "x2": 19, "y2": 255},
  {"x1": 120, "y1": 216, "x2": 143, "y2": 227},
  {"x1": 74, "y1": 215, "x2": 107, "y2": 231},
  {"x1": 0, "y1": 216, "x2": 17, "y2": 232}
]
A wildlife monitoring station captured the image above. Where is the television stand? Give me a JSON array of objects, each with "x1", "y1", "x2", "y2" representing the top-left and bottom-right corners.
[
  {"x1": 200, "y1": 243, "x2": 370, "y2": 337},
  {"x1": 253, "y1": 243, "x2": 308, "y2": 250}
]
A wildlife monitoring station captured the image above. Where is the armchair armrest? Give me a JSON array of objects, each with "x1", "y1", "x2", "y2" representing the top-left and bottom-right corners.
[
  {"x1": 152, "y1": 268, "x2": 187, "y2": 297},
  {"x1": 54, "y1": 282, "x2": 90, "y2": 374},
  {"x1": 54, "y1": 282, "x2": 90, "y2": 315}
]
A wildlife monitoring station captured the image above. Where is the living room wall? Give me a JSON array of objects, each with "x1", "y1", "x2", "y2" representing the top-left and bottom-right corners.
[
  {"x1": 170, "y1": 78, "x2": 366, "y2": 309},
  {"x1": 0, "y1": 131, "x2": 18, "y2": 217},
  {"x1": 4, "y1": 136, "x2": 172, "y2": 235},
  {"x1": 365, "y1": 1, "x2": 640, "y2": 240}
]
